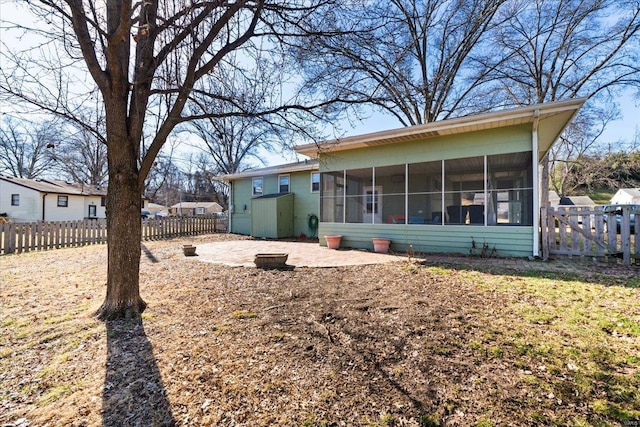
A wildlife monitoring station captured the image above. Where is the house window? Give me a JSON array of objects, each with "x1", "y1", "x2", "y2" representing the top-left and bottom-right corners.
[
  {"x1": 57, "y1": 195, "x2": 69, "y2": 207},
  {"x1": 311, "y1": 172, "x2": 320, "y2": 192},
  {"x1": 320, "y1": 171, "x2": 344, "y2": 223},
  {"x1": 252, "y1": 177, "x2": 263, "y2": 196},
  {"x1": 88, "y1": 205, "x2": 97, "y2": 217},
  {"x1": 279, "y1": 174, "x2": 290, "y2": 193},
  {"x1": 345, "y1": 168, "x2": 371, "y2": 224},
  {"x1": 321, "y1": 155, "x2": 533, "y2": 227},
  {"x1": 11, "y1": 194, "x2": 19, "y2": 206},
  {"x1": 408, "y1": 160, "x2": 442, "y2": 225},
  {"x1": 487, "y1": 152, "x2": 533, "y2": 226},
  {"x1": 444, "y1": 156, "x2": 485, "y2": 224},
  {"x1": 101, "y1": 196, "x2": 106, "y2": 206},
  {"x1": 196, "y1": 207, "x2": 205, "y2": 214}
]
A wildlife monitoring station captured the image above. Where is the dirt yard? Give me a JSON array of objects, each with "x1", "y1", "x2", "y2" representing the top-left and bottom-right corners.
[{"x1": 1, "y1": 234, "x2": 639, "y2": 426}]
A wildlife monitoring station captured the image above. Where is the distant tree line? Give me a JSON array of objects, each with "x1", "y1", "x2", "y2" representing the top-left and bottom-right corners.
[{"x1": 553, "y1": 149, "x2": 640, "y2": 196}]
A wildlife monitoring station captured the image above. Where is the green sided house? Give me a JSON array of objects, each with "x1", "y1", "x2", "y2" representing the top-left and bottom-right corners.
[
  {"x1": 220, "y1": 98, "x2": 586, "y2": 257},
  {"x1": 218, "y1": 160, "x2": 321, "y2": 238}
]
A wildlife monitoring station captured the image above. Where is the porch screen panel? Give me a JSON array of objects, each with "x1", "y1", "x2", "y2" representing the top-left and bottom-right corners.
[
  {"x1": 408, "y1": 160, "x2": 442, "y2": 224},
  {"x1": 376, "y1": 164, "x2": 406, "y2": 224},
  {"x1": 444, "y1": 156, "x2": 484, "y2": 224},
  {"x1": 345, "y1": 168, "x2": 372, "y2": 223},
  {"x1": 487, "y1": 152, "x2": 533, "y2": 225},
  {"x1": 320, "y1": 171, "x2": 344, "y2": 222}
]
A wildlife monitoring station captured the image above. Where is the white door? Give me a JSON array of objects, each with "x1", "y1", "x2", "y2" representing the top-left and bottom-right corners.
[{"x1": 363, "y1": 186, "x2": 382, "y2": 224}]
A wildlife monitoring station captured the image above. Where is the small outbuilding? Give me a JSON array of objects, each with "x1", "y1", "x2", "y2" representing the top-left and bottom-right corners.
[
  {"x1": 217, "y1": 160, "x2": 320, "y2": 238},
  {"x1": 610, "y1": 188, "x2": 640, "y2": 205}
]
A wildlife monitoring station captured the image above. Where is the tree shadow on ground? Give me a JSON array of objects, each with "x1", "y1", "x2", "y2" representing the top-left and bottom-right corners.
[{"x1": 103, "y1": 319, "x2": 175, "y2": 427}]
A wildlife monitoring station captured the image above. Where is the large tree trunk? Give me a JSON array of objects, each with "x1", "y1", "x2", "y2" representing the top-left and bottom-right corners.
[{"x1": 95, "y1": 113, "x2": 146, "y2": 320}]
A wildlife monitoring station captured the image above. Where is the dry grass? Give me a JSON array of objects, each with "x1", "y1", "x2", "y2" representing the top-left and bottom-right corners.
[{"x1": 1, "y1": 234, "x2": 639, "y2": 426}]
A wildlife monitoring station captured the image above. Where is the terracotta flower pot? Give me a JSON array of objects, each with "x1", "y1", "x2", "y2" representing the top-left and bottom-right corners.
[
  {"x1": 325, "y1": 235, "x2": 342, "y2": 250},
  {"x1": 372, "y1": 238, "x2": 391, "y2": 254}
]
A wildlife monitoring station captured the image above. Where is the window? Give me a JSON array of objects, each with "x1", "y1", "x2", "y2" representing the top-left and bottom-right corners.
[
  {"x1": 377, "y1": 164, "x2": 406, "y2": 224},
  {"x1": 279, "y1": 174, "x2": 290, "y2": 193},
  {"x1": 319, "y1": 153, "x2": 533, "y2": 227},
  {"x1": 101, "y1": 196, "x2": 106, "y2": 206},
  {"x1": 487, "y1": 152, "x2": 533, "y2": 225},
  {"x1": 444, "y1": 156, "x2": 485, "y2": 224},
  {"x1": 252, "y1": 177, "x2": 263, "y2": 196},
  {"x1": 11, "y1": 194, "x2": 19, "y2": 206},
  {"x1": 311, "y1": 172, "x2": 320, "y2": 192},
  {"x1": 196, "y1": 207, "x2": 205, "y2": 214},
  {"x1": 345, "y1": 168, "x2": 371, "y2": 223},
  {"x1": 57, "y1": 195, "x2": 69, "y2": 207},
  {"x1": 408, "y1": 160, "x2": 442, "y2": 224},
  {"x1": 88, "y1": 205, "x2": 97, "y2": 217},
  {"x1": 320, "y1": 171, "x2": 344, "y2": 222}
]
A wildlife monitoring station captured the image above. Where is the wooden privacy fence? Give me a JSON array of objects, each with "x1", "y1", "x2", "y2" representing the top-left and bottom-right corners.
[
  {"x1": 544, "y1": 205, "x2": 639, "y2": 266},
  {"x1": 0, "y1": 215, "x2": 227, "y2": 255}
]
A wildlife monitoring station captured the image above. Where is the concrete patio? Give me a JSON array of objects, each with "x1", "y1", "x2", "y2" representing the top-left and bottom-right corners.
[{"x1": 190, "y1": 239, "x2": 405, "y2": 267}]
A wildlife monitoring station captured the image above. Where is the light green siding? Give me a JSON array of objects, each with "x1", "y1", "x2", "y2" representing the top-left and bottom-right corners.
[
  {"x1": 229, "y1": 179, "x2": 253, "y2": 235},
  {"x1": 318, "y1": 223, "x2": 534, "y2": 257},
  {"x1": 251, "y1": 193, "x2": 294, "y2": 238},
  {"x1": 291, "y1": 172, "x2": 320, "y2": 237},
  {"x1": 229, "y1": 169, "x2": 319, "y2": 237},
  {"x1": 319, "y1": 125, "x2": 532, "y2": 171},
  {"x1": 316, "y1": 124, "x2": 537, "y2": 257}
]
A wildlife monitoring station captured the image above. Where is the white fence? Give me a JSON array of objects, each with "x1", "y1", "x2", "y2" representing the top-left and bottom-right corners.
[
  {"x1": 0, "y1": 215, "x2": 227, "y2": 255},
  {"x1": 543, "y1": 205, "x2": 639, "y2": 266}
]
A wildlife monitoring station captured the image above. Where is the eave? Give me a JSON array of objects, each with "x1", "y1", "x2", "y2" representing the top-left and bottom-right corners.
[{"x1": 295, "y1": 98, "x2": 586, "y2": 161}]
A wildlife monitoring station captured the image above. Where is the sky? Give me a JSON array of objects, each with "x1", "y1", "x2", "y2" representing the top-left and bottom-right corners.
[{"x1": 1, "y1": 2, "x2": 639, "y2": 172}]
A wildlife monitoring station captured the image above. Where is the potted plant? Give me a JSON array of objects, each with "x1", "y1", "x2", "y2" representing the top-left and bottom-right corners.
[
  {"x1": 372, "y1": 238, "x2": 391, "y2": 254},
  {"x1": 324, "y1": 235, "x2": 342, "y2": 250}
]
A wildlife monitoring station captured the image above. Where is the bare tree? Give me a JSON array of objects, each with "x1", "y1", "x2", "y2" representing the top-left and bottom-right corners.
[
  {"x1": 187, "y1": 53, "x2": 298, "y2": 174},
  {"x1": 55, "y1": 122, "x2": 108, "y2": 186},
  {"x1": 0, "y1": 117, "x2": 60, "y2": 179},
  {"x1": 488, "y1": 0, "x2": 640, "y2": 106},
  {"x1": 294, "y1": 0, "x2": 509, "y2": 126},
  {"x1": 548, "y1": 107, "x2": 616, "y2": 196},
  {"x1": 1, "y1": 0, "x2": 351, "y2": 320},
  {"x1": 485, "y1": 0, "x2": 640, "y2": 195}
]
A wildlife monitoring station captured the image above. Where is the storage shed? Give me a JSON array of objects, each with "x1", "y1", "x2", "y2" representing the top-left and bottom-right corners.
[{"x1": 251, "y1": 193, "x2": 295, "y2": 238}]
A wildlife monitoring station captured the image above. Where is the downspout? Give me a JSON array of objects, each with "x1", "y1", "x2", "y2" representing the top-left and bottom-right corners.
[
  {"x1": 532, "y1": 109, "x2": 540, "y2": 258},
  {"x1": 42, "y1": 193, "x2": 48, "y2": 221},
  {"x1": 228, "y1": 181, "x2": 233, "y2": 233}
]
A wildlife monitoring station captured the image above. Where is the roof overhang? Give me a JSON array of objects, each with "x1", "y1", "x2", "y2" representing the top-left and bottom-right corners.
[
  {"x1": 295, "y1": 98, "x2": 586, "y2": 161},
  {"x1": 215, "y1": 160, "x2": 319, "y2": 182}
]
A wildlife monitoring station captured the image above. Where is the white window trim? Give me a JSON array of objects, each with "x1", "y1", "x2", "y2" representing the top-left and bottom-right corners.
[
  {"x1": 311, "y1": 172, "x2": 320, "y2": 192},
  {"x1": 252, "y1": 177, "x2": 264, "y2": 196},
  {"x1": 57, "y1": 195, "x2": 69, "y2": 207},
  {"x1": 278, "y1": 174, "x2": 290, "y2": 193}
]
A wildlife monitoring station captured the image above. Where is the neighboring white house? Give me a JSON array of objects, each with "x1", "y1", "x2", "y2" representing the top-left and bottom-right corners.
[
  {"x1": 146, "y1": 202, "x2": 169, "y2": 217},
  {"x1": 610, "y1": 188, "x2": 640, "y2": 205},
  {"x1": 169, "y1": 201, "x2": 223, "y2": 216},
  {"x1": 0, "y1": 175, "x2": 107, "y2": 222}
]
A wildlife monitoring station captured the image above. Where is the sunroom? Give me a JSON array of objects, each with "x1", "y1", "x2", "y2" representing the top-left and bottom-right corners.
[{"x1": 295, "y1": 98, "x2": 585, "y2": 257}]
